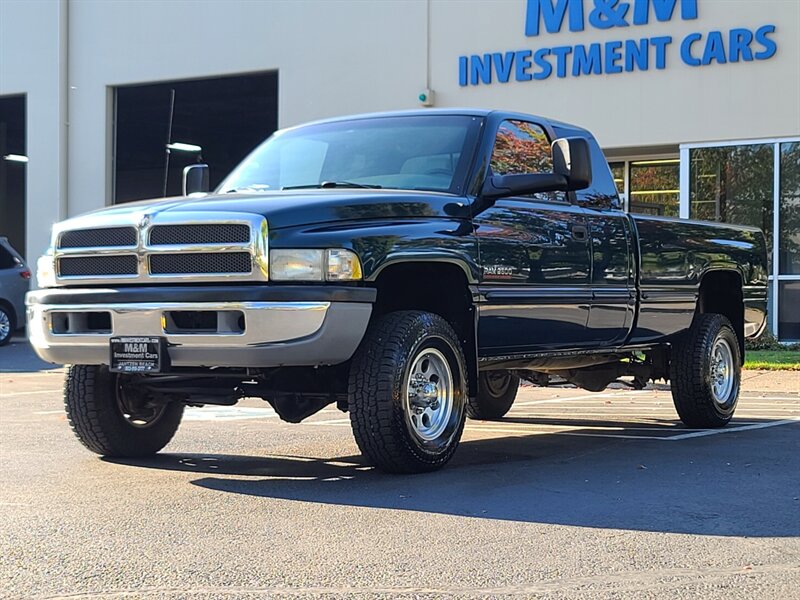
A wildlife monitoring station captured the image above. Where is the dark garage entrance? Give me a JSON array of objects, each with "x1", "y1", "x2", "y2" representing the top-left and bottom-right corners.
[
  {"x1": 0, "y1": 94, "x2": 26, "y2": 257},
  {"x1": 113, "y1": 71, "x2": 278, "y2": 203}
]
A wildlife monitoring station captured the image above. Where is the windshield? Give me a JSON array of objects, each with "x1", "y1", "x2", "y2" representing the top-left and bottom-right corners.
[{"x1": 219, "y1": 115, "x2": 483, "y2": 194}]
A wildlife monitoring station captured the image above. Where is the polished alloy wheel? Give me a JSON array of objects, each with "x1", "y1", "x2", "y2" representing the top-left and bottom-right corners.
[
  {"x1": 0, "y1": 310, "x2": 10, "y2": 342},
  {"x1": 710, "y1": 337, "x2": 735, "y2": 406},
  {"x1": 116, "y1": 379, "x2": 168, "y2": 429},
  {"x1": 405, "y1": 347, "x2": 454, "y2": 441}
]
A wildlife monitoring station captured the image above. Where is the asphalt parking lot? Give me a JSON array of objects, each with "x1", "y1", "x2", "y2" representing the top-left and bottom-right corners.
[{"x1": 1, "y1": 340, "x2": 799, "y2": 599}]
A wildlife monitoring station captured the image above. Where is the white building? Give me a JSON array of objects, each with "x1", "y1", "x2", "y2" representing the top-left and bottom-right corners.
[{"x1": 1, "y1": 0, "x2": 798, "y2": 339}]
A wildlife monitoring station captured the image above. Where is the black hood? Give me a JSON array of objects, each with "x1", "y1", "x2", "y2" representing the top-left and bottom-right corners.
[{"x1": 67, "y1": 190, "x2": 466, "y2": 231}]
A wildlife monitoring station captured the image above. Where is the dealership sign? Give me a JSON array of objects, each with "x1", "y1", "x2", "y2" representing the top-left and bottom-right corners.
[{"x1": 458, "y1": 0, "x2": 777, "y2": 86}]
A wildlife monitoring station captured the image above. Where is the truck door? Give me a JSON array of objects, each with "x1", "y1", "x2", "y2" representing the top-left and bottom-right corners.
[
  {"x1": 570, "y1": 135, "x2": 636, "y2": 346},
  {"x1": 474, "y1": 119, "x2": 593, "y2": 354}
]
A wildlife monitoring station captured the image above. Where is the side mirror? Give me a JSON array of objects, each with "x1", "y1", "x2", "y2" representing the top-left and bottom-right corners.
[
  {"x1": 183, "y1": 164, "x2": 210, "y2": 195},
  {"x1": 552, "y1": 137, "x2": 592, "y2": 191}
]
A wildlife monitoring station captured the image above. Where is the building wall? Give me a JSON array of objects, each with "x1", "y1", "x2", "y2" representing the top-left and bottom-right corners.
[
  {"x1": 0, "y1": 0, "x2": 68, "y2": 264},
  {"x1": 2, "y1": 0, "x2": 799, "y2": 261}
]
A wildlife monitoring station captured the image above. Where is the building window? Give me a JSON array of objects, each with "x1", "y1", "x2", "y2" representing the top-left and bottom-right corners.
[
  {"x1": 609, "y1": 162, "x2": 625, "y2": 195},
  {"x1": 0, "y1": 95, "x2": 26, "y2": 257},
  {"x1": 779, "y1": 142, "x2": 800, "y2": 276},
  {"x1": 114, "y1": 71, "x2": 278, "y2": 203},
  {"x1": 779, "y1": 282, "x2": 800, "y2": 341},
  {"x1": 629, "y1": 159, "x2": 680, "y2": 217},
  {"x1": 689, "y1": 144, "x2": 774, "y2": 272}
]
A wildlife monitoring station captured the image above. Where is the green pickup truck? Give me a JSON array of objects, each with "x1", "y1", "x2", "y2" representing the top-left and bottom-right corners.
[{"x1": 27, "y1": 109, "x2": 769, "y2": 473}]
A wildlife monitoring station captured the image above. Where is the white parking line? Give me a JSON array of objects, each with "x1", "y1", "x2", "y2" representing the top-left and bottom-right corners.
[{"x1": 665, "y1": 418, "x2": 800, "y2": 440}]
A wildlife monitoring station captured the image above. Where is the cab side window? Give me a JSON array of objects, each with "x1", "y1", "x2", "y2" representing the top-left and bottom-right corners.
[
  {"x1": 489, "y1": 120, "x2": 563, "y2": 202},
  {"x1": 490, "y1": 120, "x2": 553, "y2": 175}
]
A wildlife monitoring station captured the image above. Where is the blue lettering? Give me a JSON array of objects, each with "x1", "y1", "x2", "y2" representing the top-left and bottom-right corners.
[
  {"x1": 515, "y1": 50, "x2": 533, "y2": 81},
  {"x1": 525, "y1": 0, "x2": 584, "y2": 36},
  {"x1": 533, "y1": 48, "x2": 553, "y2": 79},
  {"x1": 754, "y1": 24, "x2": 777, "y2": 60},
  {"x1": 589, "y1": 0, "x2": 630, "y2": 30},
  {"x1": 550, "y1": 46, "x2": 573, "y2": 77},
  {"x1": 702, "y1": 30, "x2": 727, "y2": 65},
  {"x1": 470, "y1": 54, "x2": 492, "y2": 85},
  {"x1": 493, "y1": 52, "x2": 515, "y2": 83},
  {"x1": 625, "y1": 38, "x2": 649, "y2": 71},
  {"x1": 573, "y1": 43, "x2": 603, "y2": 76},
  {"x1": 728, "y1": 29, "x2": 754, "y2": 62},
  {"x1": 680, "y1": 33, "x2": 702, "y2": 66},
  {"x1": 605, "y1": 40, "x2": 624, "y2": 73},
  {"x1": 632, "y1": 0, "x2": 697, "y2": 25},
  {"x1": 459, "y1": 56, "x2": 468, "y2": 86},
  {"x1": 650, "y1": 35, "x2": 672, "y2": 69}
]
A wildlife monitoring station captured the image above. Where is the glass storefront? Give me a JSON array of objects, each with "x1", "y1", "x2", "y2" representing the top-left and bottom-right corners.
[
  {"x1": 629, "y1": 159, "x2": 680, "y2": 217},
  {"x1": 684, "y1": 137, "x2": 800, "y2": 341}
]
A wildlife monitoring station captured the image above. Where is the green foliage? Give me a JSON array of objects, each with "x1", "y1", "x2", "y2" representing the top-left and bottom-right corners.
[
  {"x1": 744, "y1": 350, "x2": 800, "y2": 371},
  {"x1": 745, "y1": 329, "x2": 800, "y2": 351}
]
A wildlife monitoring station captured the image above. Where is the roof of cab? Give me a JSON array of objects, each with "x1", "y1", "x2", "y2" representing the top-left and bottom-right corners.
[{"x1": 281, "y1": 108, "x2": 589, "y2": 137}]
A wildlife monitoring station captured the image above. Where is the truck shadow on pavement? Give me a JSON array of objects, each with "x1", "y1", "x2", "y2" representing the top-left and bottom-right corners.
[{"x1": 106, "y1": 418, "x2": 800, "y2": 538}]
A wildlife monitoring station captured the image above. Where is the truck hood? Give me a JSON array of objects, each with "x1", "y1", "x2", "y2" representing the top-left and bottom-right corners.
[{"x1": 60, "y1": 190, "x2": 466, "y2": 232}]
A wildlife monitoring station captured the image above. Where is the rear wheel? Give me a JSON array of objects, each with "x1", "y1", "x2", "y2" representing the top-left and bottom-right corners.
[
  {"x1": 0, "y1": 305, "x2": 14, "y2": 346},
  {"x1": 670, "y1": 314, "x2": 741, "y2": 428},
  {"x1": 466, "y1": 371, "x2": 520, "y2": 420},
  {"x1": 65, "y1": 365, "x2": 184, "y2": 457},
  {"x1": 348, "y1": 311, "x2": 467, "y2": 474}
]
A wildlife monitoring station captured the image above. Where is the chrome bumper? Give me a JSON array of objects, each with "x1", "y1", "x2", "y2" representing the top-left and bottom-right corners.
[{"x1": 27, "y1": 296, "x2": 372, "y2": 368}]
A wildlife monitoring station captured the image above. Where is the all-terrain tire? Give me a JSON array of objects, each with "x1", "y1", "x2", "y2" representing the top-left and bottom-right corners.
[
  {"x1": 65, "y1": 365, "x2": 184, "y2": 457},
  {"x1": 466, "y1": 371, "x2": 520, "y2": 420},
  {"x1": 670, "y1": 314, "x2": 741, "y2": 428},
  {"x1": 348, "y1": 311, "x2": 467, "y2": 474}
]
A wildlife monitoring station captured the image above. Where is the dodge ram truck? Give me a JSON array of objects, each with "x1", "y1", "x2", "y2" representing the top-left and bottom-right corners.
[{"x1": 27, "y1": 109, "x2": 769, "y2": 473}]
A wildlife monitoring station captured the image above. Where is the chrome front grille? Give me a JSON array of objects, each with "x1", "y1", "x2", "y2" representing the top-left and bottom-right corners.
[
  {"x1": 58, "y1": 255, "x2": 139, "y2": 277},
  {"x1": 58, "y1": 227, "x2": 137, "y2": 249},
  {"x1": 149, "y1": 224, "x2": 250, "y2": 246},
  {"x1": 52, "y1": 212, "x2": 268, "y2": 285},
  {"x1": 149, "y1": 252, "x2": 252, "y2": 275}
]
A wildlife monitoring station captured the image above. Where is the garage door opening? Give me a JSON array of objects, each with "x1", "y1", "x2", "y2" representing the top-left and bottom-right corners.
[
  {"x1": 0, "y1": 94, "x2": 26, "y2": 257},
  {"x1": 113, "y1": 71, "x2": 278, "y2": 203}
]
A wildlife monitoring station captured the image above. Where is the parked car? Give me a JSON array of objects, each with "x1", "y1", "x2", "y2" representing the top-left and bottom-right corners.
[
  {"x1": 0, "y1": 237, "x2": 30, "y2": 346},
  {"x1": 26, "y1": 109, "x2": 768, "y2": 472}
]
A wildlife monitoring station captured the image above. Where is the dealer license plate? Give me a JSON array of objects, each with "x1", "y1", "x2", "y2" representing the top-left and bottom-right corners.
[{"x1": 110, "y1": 336, "x2": 166, "y2": 373}]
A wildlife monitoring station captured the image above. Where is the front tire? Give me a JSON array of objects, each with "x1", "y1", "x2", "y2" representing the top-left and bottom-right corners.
[
  {"x1": 670, "y1": 314, "x2": 741, "y2": 428},
  {"x1": 467, "y1": 371, "x2": 520, "y2": 420},
  {"x1": 65, "y1": 365, "x2": 184, "y2": 457},
  {"x1": 348, "y1": 311, "x2": 467, "y2": 474}
]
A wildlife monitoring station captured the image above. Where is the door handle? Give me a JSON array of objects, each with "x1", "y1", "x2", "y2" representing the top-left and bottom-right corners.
[{"x1": 571, "y1": 224, "x2": 588, "y2": 242}]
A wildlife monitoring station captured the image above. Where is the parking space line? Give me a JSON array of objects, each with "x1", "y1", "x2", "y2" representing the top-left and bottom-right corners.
[{"x1": 666, "y1": 418, "x2": 800, "y2": 440}]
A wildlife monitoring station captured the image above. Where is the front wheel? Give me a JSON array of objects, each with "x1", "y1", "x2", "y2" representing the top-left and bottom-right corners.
[
  {"x1": 65, "y1": 365, "x2": 184, "y2": 457},
  {"x1": 670, "y1": 314, "x2": 741, "y2": 428},
  {"x1": 348, "y1": 311, "x2": 467, "y2": 474}
]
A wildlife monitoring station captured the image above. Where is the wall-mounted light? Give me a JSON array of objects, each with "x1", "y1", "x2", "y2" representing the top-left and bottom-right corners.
[
  {"x1": 3, "y1": 154, "x2": 28, "y2": 163},
  {"x1": 166, "y1": 142, "x2": 202, "y2": 153}
]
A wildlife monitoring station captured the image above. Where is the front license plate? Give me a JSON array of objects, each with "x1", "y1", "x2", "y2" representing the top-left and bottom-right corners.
[{"x1": 110, "y1": 336, "x2": 165, "y2": 373}]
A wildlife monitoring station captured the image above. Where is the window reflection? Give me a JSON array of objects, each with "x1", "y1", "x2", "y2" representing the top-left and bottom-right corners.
[
  {"x1": 779, "y1": 281, "x2": 800, "y2": 341},
  {"x1": 629, "y1": 159, "x2": 679, "y2": 217},
  {"x1": 779, "y1": 142, "x2": 800, "y2": 275},
  {"x1": 689, "y1": 145, "x2": 774, "y2": 273},
  {"x1": 490, "y1": 120, "x2": 553, "y2": 175}
]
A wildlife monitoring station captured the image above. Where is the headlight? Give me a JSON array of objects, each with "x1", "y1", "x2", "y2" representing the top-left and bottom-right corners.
[
  {"x1": 36, "y1": 254, "x2": 57, "y2": 288},
  {"x1": 269, "y1": 249, "x2": 362, "y2": 282}
]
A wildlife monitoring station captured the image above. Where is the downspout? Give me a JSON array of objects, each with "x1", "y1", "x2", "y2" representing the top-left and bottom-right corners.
[{"x1": 59, "y1": 0, "x2": 69, "y2": 219}]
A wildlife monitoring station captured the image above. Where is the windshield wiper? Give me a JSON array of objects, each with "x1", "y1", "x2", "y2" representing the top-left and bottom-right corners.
[{"x1": 282, "y1": 181, "x2": 382, "y2": 190}]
